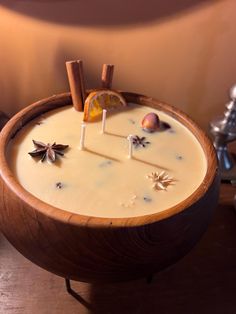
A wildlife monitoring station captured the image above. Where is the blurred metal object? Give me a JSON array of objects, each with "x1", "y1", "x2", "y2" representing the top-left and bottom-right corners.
[
  {"x1": 210, "y1": 84, "x2": 236, "y2": 182},
  {"x1": 0, "y1": 111, "x2": 9, "y2": 131}
]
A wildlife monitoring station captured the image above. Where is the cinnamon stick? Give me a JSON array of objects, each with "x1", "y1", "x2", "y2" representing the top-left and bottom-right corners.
[
  {"x1": 101, "y1": 64, "x2": 114, "y2": 89},
  {"x1": 78, "y1": 60, "x2": 86, "y2": 105},
  {"x1": 66, "y1": 60, "x2": 86, "y2": 111}
]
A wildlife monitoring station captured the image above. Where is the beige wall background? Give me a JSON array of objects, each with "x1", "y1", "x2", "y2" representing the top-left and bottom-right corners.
[{"x1": 0, "y1": 0, "x2": 236, "y2": 130}]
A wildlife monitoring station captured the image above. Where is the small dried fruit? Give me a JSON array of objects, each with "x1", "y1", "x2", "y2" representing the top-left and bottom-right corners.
[
  {"x1": 141, "y1": 113, "x2": 160, "y2": 133},
  {"x1": 83, "y1": 90, "x2": 127, "y2": 122}
]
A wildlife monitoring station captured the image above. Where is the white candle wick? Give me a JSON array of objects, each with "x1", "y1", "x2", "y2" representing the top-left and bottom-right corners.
[
  {"x1": 101, "y1": 109, "x2": 107, "y2": 134},
  {"x1": 127, "y1": 134, "x2": 133, "y2": 159},
  {"x1": 79, "y1": 122, "x2": 86, "y2": 150}
]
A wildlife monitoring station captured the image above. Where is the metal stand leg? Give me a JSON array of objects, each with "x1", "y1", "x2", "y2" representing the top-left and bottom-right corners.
[
  {"x1": 65, "y1": 278, "x2": 93, "y2": 310},
  {"x1": 65, "y1": 278, "x2": 72, "y2": 293}
]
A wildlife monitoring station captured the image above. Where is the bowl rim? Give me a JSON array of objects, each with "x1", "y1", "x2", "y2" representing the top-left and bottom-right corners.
[{"x1": 0, "y1": 91, "x2": 218, "y2": 228}]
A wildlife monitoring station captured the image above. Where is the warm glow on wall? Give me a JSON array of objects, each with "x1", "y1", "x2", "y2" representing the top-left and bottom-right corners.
[{"x1": 0, "y1": 0, "x2": 236, "y2": 129}]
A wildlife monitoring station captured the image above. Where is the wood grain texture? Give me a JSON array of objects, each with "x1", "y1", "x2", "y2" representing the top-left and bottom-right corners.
[
  {"x1": 0, "y1": 183, "x2": 235, "y2": 314},
  {"x1": 0, "y1": 92, "x2": 220, "y2": 283}
]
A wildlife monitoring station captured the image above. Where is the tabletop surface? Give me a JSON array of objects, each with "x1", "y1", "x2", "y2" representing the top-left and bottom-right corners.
[{"x1": 0, "y1": 182, "x2": 236, "y2": 314}]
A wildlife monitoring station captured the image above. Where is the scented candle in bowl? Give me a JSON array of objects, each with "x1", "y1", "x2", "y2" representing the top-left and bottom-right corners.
[{"x1": 0, "y1": 92, "x2": 219, "y2": 283}]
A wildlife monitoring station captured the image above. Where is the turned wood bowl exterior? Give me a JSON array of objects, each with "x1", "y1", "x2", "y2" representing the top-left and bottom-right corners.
[{"x1": 0, "y1": 92, "x2": 220, "y2": 283}]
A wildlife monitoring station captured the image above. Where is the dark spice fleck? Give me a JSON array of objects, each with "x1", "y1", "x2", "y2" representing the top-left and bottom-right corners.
[
  {"x1": 56, "y1": 182, "x2": 63, "y2": 189},
  {"x1": 99, "y1": 160, "x2": 112, "y2": 168},
  {"x1": 176, "y1": 155, "x2": 183, "y2": 160},
  {"x1": 128, "y1": 119, "x2": 136, "y2": 125},
  {"x1": 28, "y1": 140, "x2": 69, "y2": 163},
  {"x1": 144, "y1": 196, "x2": 152, "y2": 202},
  {"x1": 36, "y1": 121, "x2": 44, "y2": 126},
  {"x1": 132, "y1": 135, "x2": 150, "y2": 148}
]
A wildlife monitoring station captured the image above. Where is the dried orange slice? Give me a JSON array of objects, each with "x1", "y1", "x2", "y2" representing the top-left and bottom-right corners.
[{"x1": 83, "y1": 90, "x2": 127, "y2": 122}]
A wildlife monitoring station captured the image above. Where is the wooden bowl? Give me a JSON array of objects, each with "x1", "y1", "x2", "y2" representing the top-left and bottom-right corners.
[{"x1": 0, "y1": 92, "x2": 220, "y2": 283}]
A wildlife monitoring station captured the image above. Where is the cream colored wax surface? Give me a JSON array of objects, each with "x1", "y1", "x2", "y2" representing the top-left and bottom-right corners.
[{"x1": 8, "y1": 104, "x2": 207, "y2": 218}]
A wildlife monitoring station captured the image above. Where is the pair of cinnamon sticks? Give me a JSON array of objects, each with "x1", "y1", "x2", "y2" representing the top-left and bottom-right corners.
[{"x1": 66, "y1": 61, "x2": 114, "y2": 112}]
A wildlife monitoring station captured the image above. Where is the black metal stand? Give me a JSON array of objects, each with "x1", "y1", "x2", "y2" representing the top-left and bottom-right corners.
[
  {"x1": 65, "y1": 278, "x2": 93, "y2": 310},
  {"x1": 65, "y1": 274, "x2": 154, "y2": 306}
]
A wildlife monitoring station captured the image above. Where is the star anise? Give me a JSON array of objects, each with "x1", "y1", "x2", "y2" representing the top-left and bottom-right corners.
[
  {"x1": 28, "y1": 140, "x2": 69, "y2": 163},
  {"x1": 146, "y1": 171, "x2": 174, "y2": 191},
  {"x1": 132, "y1": 135, "x2": 150, "y2": 148}
]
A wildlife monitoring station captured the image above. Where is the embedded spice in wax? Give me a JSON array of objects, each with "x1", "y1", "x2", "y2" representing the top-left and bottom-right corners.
[
  {"x1": 143, "y1": 196, "x2": 152, "y2": 202},
  {"x1": 28, "y1": 140, "x2": 69, "y2": 163},
  {"x1": 141, "y1": 112, "x2": 171, "y2": 133},
  {"x1": 8, "y1": 104, "x2": 207, "y2": 218},
  {"x1": 141, "y1": 112, "x2": 160, "y2": 132},
  {"x1": 146, "y1": 171, "x2": 174, "y2": 191},
  {"x1": 83, "y1": 89, "x2": 127, "y2": 122},
  {"x1": 119, "y1": 194, "x2": 137, "y2": 208},
  {"x1": 36, "y1": 121, "x2": 44, "y2": 126},
  {"x1": 176, "y1": 155, "x2": 183, "y2": 160},
  {"x1": 132, "y1": 135, "x2": 150, "y2": 148},
  {"x1": 56, "y1": 182, "x2": 63, "y2": 189}
]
